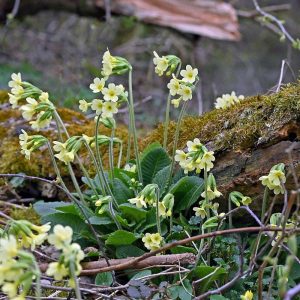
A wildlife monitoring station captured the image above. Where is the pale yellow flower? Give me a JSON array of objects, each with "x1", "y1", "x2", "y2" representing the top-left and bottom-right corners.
[
  {"x1": 54, "y1": 149, "x2": 75, "y2": 164},
  {"x1": 46, "y1": 262, "x2": 69, "y2": 280},
  {"x1": 180, "y1": 65, "x2": 198, "y2": 83},
  {"x1": 89, "y1": 77, "x2": 106, "y2": 93},
  {"x1": 79, "y1": 99, "x2": 89, "y2": 112},
  {"x1": 102, "y1": 101, "x2": 118, "y2": 118},
  {"x1": 2, "y1": 282, "x2": 18, "y2": 298},
  {"x1": 142, "y1": 233, "x2": 163, "y2": 251},
  {"x1": 187, "y1": 138, "x2": 202, "y2": 152},
  {"x1": 129, "y1": 195, "x2": 147, "y2": 208},
  {"x1": 124, "y1": 164, "x2": 136, "y2": 173},
  {"x1": 153, "y1": 51, "x2": 168, "y2": 76},
  {"x1": 193, "y1": 207, "x2": 207, "y2": 219},
  {"x1": 20, "y1": 97, "x2": 38, "y2": 121},
  {"x1": 91, "y1": 99, "x2": 104, "y2": 115},
  {"x1": 11, "y1": 85, "x2": 24, "y2": 97},
  {"x1": 167, "y1": 76, "x2": 181, "y2": 96},
  {"x1": 174, "y1": 150, "x2": 187, "y2": 163},
  {"x1": 8, "y1": 72, "x2": 22, "y2": 88},
  {"x1": 241, "y1": 290, "x2": 253, "y2": 300},
  {"x1": 0, "y1": 236, "x2": 18, "y2": 261},
  {"x1": 39, "y1": 92, "x2": 50, "y2": 103},
  {"x1": 102, "y1": 83, "x2": 123, "y2": 102},
  {"x1": 201, "y1": 186, "x2": 222, "y2": 201},
  {"x1": 30, "y1": 112, "x2": 52, "y2": 130},
  {"x1": 8, "y1": 93, "x2": 19, "y2": 108},
  {"x1": 241, "y1": 196, "x2": 252, "y2": 206},
  {"x1": 171, "y1": 98, "x2": 181, "y2": 108},
  {"x1": 178, "y1": 85, "x2": 192, "y2": 101},
  {"x1": 48, "y1": 225, "x2": 73, "y2": 249},
  {"x1": 102, "y1": 50, "x2": 114, "y2": 76}
]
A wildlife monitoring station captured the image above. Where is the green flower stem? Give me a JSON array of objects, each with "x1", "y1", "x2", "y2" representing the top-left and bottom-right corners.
[
  {"x1": 204, "y1": 165, "x2": 211, "y2": 265},
  {"x1": 117, "y1": 142, "x2": 123, "y2": 168},
  {"x1": 109, "y1": 127, "x2": 115, "y2": 180},
  {"x1": 76, "y1": 156, "x2": 100, "y2": 198},
  {"x1": 228, "y1": 196, "x2": 233, "y2": 229},
  {"x1": 167, "y1": 101, "x2": 188, "y2": 187},
  {"x1": 34, "y1": 262, "x2": 41, "y2": 300},
  {"x1": 47, "y1": 143, "x2": 110, "y2": 263},
  {"x1": 126, "y1": 110, "x2": 132, "y2": 164},
  {"x1": 84, "y1": 141, "x2": 106, "y2": 194},
  {"x1": 67, "y1": 163, "x2": 88, "y2": 207},
  {"x1": 69, "y1": 262, "x2": 82, "y2": 300},
  {"x1": 163, "y1": 62, "x2": 181, "y2": 150},
  {"x1": 155, "y1": 188, "x2": 161, "y2": 235},
  {"x1": 261, "y1": 187, "x2": 269, "y2": 222},
  {"x1": 163, "y1": 93, "x2": 172, "y2": 149},
  {"x1": 53, "y1": 110, "x2": 70, "y2": 139},
  {"x1": 109, "y1": 201, "x2": 121, "y2": 230},
  {"x1": 128, "y1": 69, "x2": 143, "y2": 183},
  {"x1": 95, "y1": 116, "x2": 118, "y2": 207}
]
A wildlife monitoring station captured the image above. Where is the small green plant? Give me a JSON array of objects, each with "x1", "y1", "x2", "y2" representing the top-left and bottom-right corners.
[{"x1": 1, "y1": 50, "x2": 300, "y2": 299}]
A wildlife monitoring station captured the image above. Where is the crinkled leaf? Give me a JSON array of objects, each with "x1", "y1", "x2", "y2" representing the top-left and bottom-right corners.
[
  {"x1": 105, "y1": 230, "x2": 139, "y2": 246},
  {"x1": 170, "y1": 176, "x2": 204, "y2": 212}
]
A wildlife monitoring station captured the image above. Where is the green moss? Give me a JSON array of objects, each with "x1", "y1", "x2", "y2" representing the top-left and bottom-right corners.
[
  {"x1": 0, "y1": 101, "x2": 130, "y2": 177},
  {"x1": 9, "y1": 206, "x2": 40, "y2": 224},
  {"x1": 0, "y1": 90, "x2": 9, "y2": 104},
  {"x1": 143, "y1": 82, "x2": 300, "y2": 153}
]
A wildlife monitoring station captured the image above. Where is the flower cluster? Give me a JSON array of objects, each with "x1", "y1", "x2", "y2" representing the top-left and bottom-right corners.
[
  {"x1": 167, "y1": 65, "x2": 198, "y2": 108},
  {"x1": 46, "y1": 225, "x2": 85, "y2": 286},
  {"x1": 8, "y1": 73, "x2": 55, "y2": 131},
  {"x1": 0, "y1": 235, "x2": 40, "y2": 300},
  {"x1": 193, "y1": 174, "x2": 222, "y2": 219},
  {"x1": 19, "y1": 130, "x2": 48, "y2": 160},
  {"x1": 157, "y1": 193, "x2": 174, "y2": 218},
  {"x1": 142, "y1": 232, "x2": 163, "y2": 251},
  {"x1": 8, "y1": 220, "x2": 51, "y2": 250},
  {"x1": 175, "y1": 138, "x2": 215, "y2": 174},
  {"x1": 128, "y1": 184, "x2": 157, "y2": 208},
  {"x1": 259, "y1": 163, "x2": 286, "y2": 194},
  {"x1": 153, "y1": 51, "x2": 181, "y2": 77},
  {"x1": 229, "y1": 191, "x2": 252, "y2": 207},
  {"x1": 79, "y1": 50, "x2": 130, "y2": 120},
  {"x1": 215, "y1": 91, "x2": 245, "y2": 110}
]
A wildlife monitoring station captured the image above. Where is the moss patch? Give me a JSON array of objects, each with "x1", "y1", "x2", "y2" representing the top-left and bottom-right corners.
[{"x1": 143, "y1": 82, "x2": 300, "y2": 153}]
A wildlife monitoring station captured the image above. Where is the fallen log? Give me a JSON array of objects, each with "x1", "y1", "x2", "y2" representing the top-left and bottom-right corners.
[
  {"x1": 39, "y1": 253, "x2": 195, "y2": 275},
  {"x1": 144, "y1": 82, "x2": 300, "y2": 213},
  {"x1": 0, "y1": 0, "x2": 240, "y2": 40}
]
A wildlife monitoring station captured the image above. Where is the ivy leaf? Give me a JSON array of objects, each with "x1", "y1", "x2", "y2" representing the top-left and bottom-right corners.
[
  {"x1": 95, "y1": 272, "x2": 113, "y2": 286},
  {"x1": 170, "y1": 176, "x2": 204, "y2": 212},
  {"x1": 105, "y1": 230, "x2": 139, "y2": 246},
  {"x1": 141, "y1": 143, "x2": 171, "y2": 185}
]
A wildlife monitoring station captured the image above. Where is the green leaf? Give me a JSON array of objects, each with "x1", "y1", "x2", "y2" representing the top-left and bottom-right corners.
[
  {"x1": 89, "y1": 216, "x2": 114, "y2": 225},
  {"x1": 34, "y1": 201, "x2": 69, "y2": 217},
  {"x1": 189, "y1": 265, "x2": 227, "y2": 292},
  {"x1": 105, "y1": 230, "x2": 139, "y2": 246},
  {"x1": 112, "y1": 178, "x2": 134, "y2": 204},
  {"x1": 141, "y1": 144, "x2": 171, "y2": 185},
  {"x1": 210, "y1": 296, "x2": 230, "y2": 300},
  {"x1": 114, "y1": 168, "x2": 135, "y2": 185},
  {"x1": 152, "y1": 165, "x2": 171, "y2": 194},
  {"x1": 119, "y1": 203, "x2": 147, "y2": 223},
  {"x1": 95, "y1": 272, "x2": 113, "y2": 286},
  {"x1": 41, "y1": 213, "x2": 90, "y2": 242},
  {"x1": 131, "y1": 270, "x2": 152, "y2": 280},
  {"x1": 170, "y1": 246, "x2": 197, "y2": 254},
  {"x1": 116, "y1": 245, "x2": 145, "y2": 259},
  {"x1": 170, "y1": 176, "x2": 204, "y2": 212}
]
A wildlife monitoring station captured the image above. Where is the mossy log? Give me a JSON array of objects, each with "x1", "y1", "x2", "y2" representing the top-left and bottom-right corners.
[
  {"x1": 144, "y1": 82, "x2": 300, "y2": 213},
  {"x1": 1, "y1": 83, "x2": 300, "y2": 212}
]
